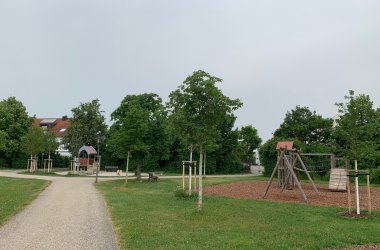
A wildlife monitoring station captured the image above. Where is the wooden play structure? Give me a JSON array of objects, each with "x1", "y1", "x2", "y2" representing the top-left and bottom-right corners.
[
  {"x1": 71, "y1": 145, "x2": 100, "y2": 174},
  {"x1": 182, "y1": 161, "x2": 197, "y2": 195},
  {"x1": 262, "y1": 141, "x2": 320, "y2": 203},
  {"x1": 27, "y1": 156, "x2": 38, "y2": 172}
]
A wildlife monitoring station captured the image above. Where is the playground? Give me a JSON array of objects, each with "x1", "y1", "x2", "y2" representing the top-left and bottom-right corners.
[{"x1": 204, "y1": 180, "x2": 380, "y2": 210}]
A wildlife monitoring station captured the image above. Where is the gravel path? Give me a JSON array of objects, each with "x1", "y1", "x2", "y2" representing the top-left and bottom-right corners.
[{"x1": 0, "y1": 173, "x2": 118, "y2": 250}]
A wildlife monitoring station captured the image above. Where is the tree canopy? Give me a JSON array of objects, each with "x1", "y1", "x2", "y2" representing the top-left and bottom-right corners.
[
  {"x1": 274, "y1": 106, "x2": 333, "y2": 145},
  {"x1": 63, "y1": 99, "x2": 107, "y2": 155},
  {"x1": 0, "y1": 97, "x2": 32, "y2": 167},
  {"x1": 334, "y1": 91, "x2": 380, "y2": 168}
]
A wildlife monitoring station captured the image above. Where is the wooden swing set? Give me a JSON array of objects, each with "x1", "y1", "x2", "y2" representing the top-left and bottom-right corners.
[{"x1": 261, "y1": 141, "x2": 320, "y2": 203}]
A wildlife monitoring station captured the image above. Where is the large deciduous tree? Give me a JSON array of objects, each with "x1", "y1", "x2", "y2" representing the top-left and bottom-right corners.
[
  {"x1": 0, "y1": 97, "x2": 32, "y2": 167},
  {"x1": 168, "y1": 70, "x2": 242, "y2": 211},
  {"x1": 334, "y1": 91, "x2": 380, "y2": 168},
  {"x1": 109, "y1": 93, "x2": 169, "y2": 183},
  {"x1": 274, "y1": 106, "x2": 333, "y2": 145},
  {"x1": 63, "y1": 99, "x2": 107, "y2": 155}
]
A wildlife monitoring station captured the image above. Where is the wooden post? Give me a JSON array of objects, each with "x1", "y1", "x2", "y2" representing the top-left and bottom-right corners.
[
  {"x1": 284, "y1": 155, "x2": 308, "y2": 203},
  {"x1": 347, "y1": 175, "x2": 352, "y2": 214},
  {"x1": 367, "y1": 173, "x2": 372, "y2": 215},
  {"x1": 125, "y1": 151, "x2": 130, "y2": 186},
  {"x1": 182, "y1": 162, "x2": 185, "y2": 191},
  {"x1": 198, "y1": 147, "x2": 203, "y2": 211},
  {"x1": 189, "y1": 165, "x2": 192, "y2": 196},
  {"x1": 194, "y1": 162, "x2": 197, "y2": 192},
  {"x1": 262, "y1": 149, "x2": 285, "y2": 198},
  {"x1": 355, "y1": 160, "x2": 360, "y2": 215}
]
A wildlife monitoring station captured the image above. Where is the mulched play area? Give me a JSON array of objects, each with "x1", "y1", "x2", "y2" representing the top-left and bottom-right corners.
[{"x1": 204, "y1": 180, "x2": 380, "y2": 210}]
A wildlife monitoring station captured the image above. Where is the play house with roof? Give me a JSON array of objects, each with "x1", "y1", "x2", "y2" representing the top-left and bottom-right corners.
[{"x1": 72, "y1": 145, "x2": 100, "y2": 173}]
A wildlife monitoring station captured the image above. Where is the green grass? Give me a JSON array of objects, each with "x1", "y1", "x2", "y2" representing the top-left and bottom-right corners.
[
  {"x1": 97, "y1": 177, "x2": 380, "y2": 250},
  {"x1": 0, "y1": 177, "x2": 49, "y2": 225}
]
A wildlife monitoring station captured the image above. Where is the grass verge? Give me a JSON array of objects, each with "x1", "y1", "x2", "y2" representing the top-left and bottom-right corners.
[
  {"x1": 0, "y1": 177, "x2": 49, "y2": 225},
  {"x1": 97, "y1": 177, "x2": 380, "y2": 250}
]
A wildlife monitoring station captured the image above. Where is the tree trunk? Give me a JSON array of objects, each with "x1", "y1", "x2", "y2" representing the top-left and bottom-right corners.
[
  {"x1": 198, "y1": 145, "x2": 203, "y2": 211},
  {"x1": 125, "y1": 151, "x2": 130, "y2": 186},
  {"x1": 136, "y1": 164, "x2": 142, "y2": 181}
]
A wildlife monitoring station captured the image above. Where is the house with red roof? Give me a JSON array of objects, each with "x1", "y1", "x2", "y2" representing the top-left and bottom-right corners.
[{"x1": 34, "y1": 116, "x2": 71, "y2": 157}]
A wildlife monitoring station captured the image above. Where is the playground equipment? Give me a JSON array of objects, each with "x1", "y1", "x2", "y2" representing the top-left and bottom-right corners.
[
  {"x1": 346, "y1": 160, "x2": 372, "y2": 215},
  {"x1": 300, "y1": 153, "x2": 349, "y2": 191},
  {"x1": 261, "y1": 141, "x2": 320, "y2": 203},
  {"x1": 71, "y1": 145, "x2": 100, "y2": 174},
  {"x1": 182, "y1": 161, "x2": 197, "y2": 195},
  {"x1": 27, "y1": 156, "x2": 38, "y2": 172}
]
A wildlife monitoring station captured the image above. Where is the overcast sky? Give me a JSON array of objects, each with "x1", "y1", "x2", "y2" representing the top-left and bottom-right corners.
[{"x1": 1, "y1": 1, "x2": 379, "y2": 141}]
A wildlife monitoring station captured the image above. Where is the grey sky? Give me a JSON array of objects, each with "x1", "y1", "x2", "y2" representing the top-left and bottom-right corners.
[{"x1": 1, "y1": 1, "x2": 380, "y2": 141}]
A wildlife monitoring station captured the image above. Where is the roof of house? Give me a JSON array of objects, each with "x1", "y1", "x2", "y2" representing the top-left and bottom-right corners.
[
  {"x1": 78, "y1": 145, "x2": 97, "y2": 155},
  {"x1": 34, "y1": 117, "x2": 71, "y2": 137}
]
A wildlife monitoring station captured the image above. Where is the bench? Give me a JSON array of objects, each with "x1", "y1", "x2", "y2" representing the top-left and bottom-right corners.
[
  {"x1": 105, "y1": 166, "x2": 118, "y2": 172},
  {"x1": 148, "y1": 172, "x2": 159, "y2": 182}
]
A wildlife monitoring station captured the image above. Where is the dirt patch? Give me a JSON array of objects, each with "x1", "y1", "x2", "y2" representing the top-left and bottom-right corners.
[{"x1": 204, "y1": 180, "x2": 380, "y2": 210}]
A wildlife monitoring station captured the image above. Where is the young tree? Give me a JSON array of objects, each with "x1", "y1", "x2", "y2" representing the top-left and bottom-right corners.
[
  {"x1": 168, "y1": 70, "x2": 242, "y2": 211},
  {"x1": 63, "y1": 99, "x2": 107, "y2": 155},
  {"x1": 0, "y1": 97, "x2": 32, "y2": 167},
  {"x1": 21, "y1": 126, "x2": 46, "y2": 170},
  {"x1": 44, "y1": 131, "x2": 59, "y2": 162}
]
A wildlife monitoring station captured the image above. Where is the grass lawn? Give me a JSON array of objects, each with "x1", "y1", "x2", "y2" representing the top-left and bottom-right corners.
[
  {"x1": 97, "y1": 177, "x2": 380, "y2": 250},
  {"x1": 0, "y1": 177, "x2": 49, "y2": 225}
]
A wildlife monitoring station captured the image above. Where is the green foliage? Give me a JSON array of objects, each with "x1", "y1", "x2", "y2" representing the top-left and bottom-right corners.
[
  {"x1": 334, "y1": 91, "x2": 380, "y2": 169},
  {"x1": 108, "y1": 93, "x2": 169, "y2": 171},
  {"x1": 0, "y1": 97, "x2": 32, "y2": 167},
  {"x1": 20, "y1": 126, "x2": 47, "y2": 156},
  {"x1": 63, "y1": 99, "x2": 107, "y2": 155},
  {"x1": 168, "y1": 70, "x2": 242, "y2": 151},
  {"x1": 370, "y1": 168, "x2": 380, "y2": 184},
  {"x1": 274, "y1": 106, "x2": 333, "y2": 144},
  {"x1": 238, "y1": 125, "x2": 262, "y2": 167}
]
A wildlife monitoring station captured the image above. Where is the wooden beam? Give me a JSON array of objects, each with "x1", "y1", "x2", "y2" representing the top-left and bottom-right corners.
[
  {"x1": 296, "y1": 153, "x2": 320, "y2": 196},
  {"x1": 284, "y1": 156, "x2": 308, "y2": 203},
  {"x1": 262, "y1": 150, "x2": 285, "y2": 198}
]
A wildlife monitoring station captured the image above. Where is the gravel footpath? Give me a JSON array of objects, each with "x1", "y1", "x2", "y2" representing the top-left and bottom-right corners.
[{"x1": 0, "y1": 174, "x2": 118, "y2": 250}]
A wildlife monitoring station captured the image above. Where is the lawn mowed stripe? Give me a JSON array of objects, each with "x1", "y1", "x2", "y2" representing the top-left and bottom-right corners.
[
  {"x1": 0, "y1": 177, "x2": 49, "y2": 225},
  {"x1": 98, "y1": 178, "x2": 380, "y2": 250}
]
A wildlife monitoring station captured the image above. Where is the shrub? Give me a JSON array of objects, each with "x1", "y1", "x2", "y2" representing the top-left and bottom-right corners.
[{"x1": 370, "y1": 168, "x2": 380, "y2": 184}]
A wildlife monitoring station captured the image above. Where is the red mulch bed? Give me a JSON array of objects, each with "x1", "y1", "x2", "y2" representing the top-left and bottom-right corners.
[{"x1": 204, "y1": 180, "x2": 380, "y2": 210}]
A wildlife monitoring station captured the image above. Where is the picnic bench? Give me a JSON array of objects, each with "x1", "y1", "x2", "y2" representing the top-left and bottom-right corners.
[
  {"x1": 148, "y1": 172, "x2": 159, "y2": 182},
  {"x1": 105, "y1": 166, "x2": 118, "y2": 172}
]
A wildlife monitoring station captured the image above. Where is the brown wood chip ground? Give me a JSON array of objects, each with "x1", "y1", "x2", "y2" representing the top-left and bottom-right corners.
[{"x1": 204, "y1": 180, "x2": 380, "y2": 210}]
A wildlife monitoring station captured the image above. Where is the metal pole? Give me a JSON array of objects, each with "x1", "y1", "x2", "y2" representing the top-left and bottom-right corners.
[{"x1": 95, "y1": 140, "x2": 100, "y2": 183}]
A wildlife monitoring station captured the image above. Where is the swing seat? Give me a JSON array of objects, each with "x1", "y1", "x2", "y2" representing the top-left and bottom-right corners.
[{"x1": 329, "y1": 168, "x2": 348, "y2": 191}]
